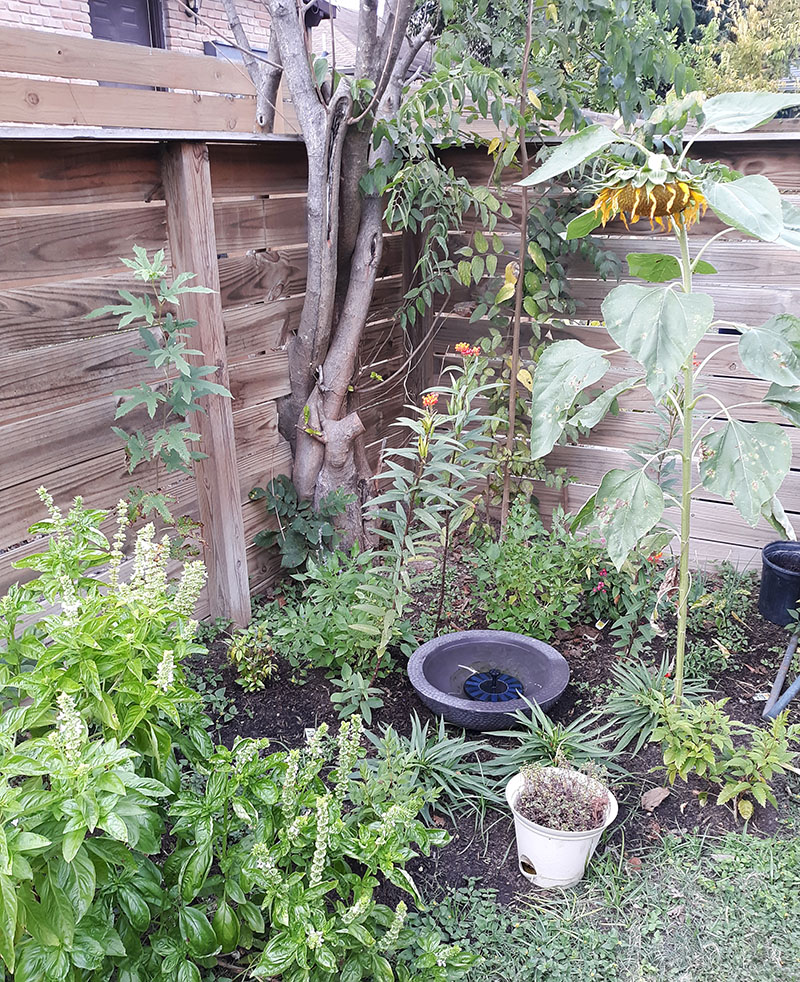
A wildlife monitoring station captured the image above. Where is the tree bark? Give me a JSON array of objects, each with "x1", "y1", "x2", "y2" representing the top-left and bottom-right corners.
[{"x1": 223, "y1": 0, "x2": 429, "y2": 544}]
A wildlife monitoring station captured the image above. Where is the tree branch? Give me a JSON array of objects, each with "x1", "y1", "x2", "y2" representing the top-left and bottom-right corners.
[{"x1": 220, "y1": 0, "x2": 283, "y2": 130}]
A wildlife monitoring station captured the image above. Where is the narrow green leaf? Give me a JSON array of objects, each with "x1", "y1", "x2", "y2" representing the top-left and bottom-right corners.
[
  {"x1": 568, "y1": 376, "x2": 643, "y2": 429},
  {"x1": 565, "y1": 208, "x2": 602, "y2": 240}
]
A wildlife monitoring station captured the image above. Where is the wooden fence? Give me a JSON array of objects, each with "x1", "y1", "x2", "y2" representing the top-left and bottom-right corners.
[
  {"x1": 3, "y1": 24, "x2": 800, "y2": 622},
  {"x1": 0, "y1": 133, "x2": 408, "y2": 624},
  {"x1": 438, "y1": 134, "x2": 800, "y2": 568}
]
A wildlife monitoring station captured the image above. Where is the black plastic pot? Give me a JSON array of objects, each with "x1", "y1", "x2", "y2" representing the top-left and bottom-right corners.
[{"x1": 758, "y1": 541, "x2": 800, "y2": 625}]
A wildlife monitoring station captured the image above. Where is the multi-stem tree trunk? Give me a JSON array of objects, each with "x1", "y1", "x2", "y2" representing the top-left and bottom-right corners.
[{"x1": 225, "y1": 0, "x2": 431, "y2": 546}]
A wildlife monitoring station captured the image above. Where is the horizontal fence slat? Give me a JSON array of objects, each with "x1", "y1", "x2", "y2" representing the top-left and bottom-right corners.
[
  {"x1": 214, "y1": 196, "x2": 307, "y2": 254},
  {"x1": 531, "y1": 481, "x2": 788, "y2": 553},
  {"x1": 210, "y1": 143, "x2": 309, "y2": 197},
  {"x1": 0, "y1": 26, "x2": 256, "y2": 95},
  {"x1": 0, "y1": 142, "x2": 162, "y2": 210},
  {"x1": 0, "y1": 77, "x2": 257, "y2": 133},
  {"x1": 0, "y1": 205, "x2": 167, "y2": 289},
  {"x1": 566, "y1": 235, "x2": 800, "y2": 289}
]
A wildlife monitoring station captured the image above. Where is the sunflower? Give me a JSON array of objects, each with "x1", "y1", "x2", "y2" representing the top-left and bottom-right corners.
[
  {"x1": 593, "y1": 181, "x2": 707, "y2": 230},
  {"x1": 586, "y1": 151, "x2": 708, "y2": 231}
]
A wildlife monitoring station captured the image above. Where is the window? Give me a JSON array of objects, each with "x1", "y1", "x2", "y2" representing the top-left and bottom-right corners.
[{"x1": 88, "y1": 0, "x2": 165, "y2": 48}]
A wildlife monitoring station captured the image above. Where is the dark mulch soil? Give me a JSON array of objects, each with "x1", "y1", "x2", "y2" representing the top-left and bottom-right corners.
[{"x1": 200, "y1": 553, "x2": 800, "y2": 905}]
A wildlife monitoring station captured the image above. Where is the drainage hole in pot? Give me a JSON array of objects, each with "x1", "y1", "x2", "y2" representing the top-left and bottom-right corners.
[
  {"x1": 520, "y1": 858, "x2": 537, "y2": 876},
  {"x1": 463, "y1": 669, "x2": 524, "y2": 703}
]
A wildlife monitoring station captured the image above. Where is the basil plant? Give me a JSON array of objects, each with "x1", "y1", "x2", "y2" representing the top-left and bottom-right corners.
[{"x1": 522, "y1": 92, "x2": 800, "y2": 700}]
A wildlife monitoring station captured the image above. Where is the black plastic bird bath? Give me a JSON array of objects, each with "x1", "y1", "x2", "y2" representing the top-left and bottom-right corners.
[{"x1": 407, "y1": 629, "x2": 570, "y2": 731}]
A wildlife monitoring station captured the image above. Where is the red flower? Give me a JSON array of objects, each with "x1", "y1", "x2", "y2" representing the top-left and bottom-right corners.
[
  {"x1": 455, "y1": 341, "x2": 481, "y2": 357},
  {"x1": 422, "y1": 392, "x2": 439, "y2": 408}
]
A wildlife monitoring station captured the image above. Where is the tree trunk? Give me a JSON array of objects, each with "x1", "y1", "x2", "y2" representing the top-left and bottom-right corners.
[{"x1": 225, "y1": 0, "x2": 425, "y2": 545}]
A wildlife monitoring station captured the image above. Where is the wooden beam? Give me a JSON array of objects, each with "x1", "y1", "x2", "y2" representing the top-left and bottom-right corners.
[
  {"x1": 0, "y1": 26, "x2": 256, "y2": 95},
  {"x1": 161, "y1": 141, "x2": 251, "y2": 627},
  {"x1": 0, "y1": 77, "x2": 258, "y2": 132}
]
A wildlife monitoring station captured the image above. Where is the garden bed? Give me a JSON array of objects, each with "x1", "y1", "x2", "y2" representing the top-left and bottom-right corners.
[{"x1": 195, "y1": 547, "x2": 798, "y2": 906}]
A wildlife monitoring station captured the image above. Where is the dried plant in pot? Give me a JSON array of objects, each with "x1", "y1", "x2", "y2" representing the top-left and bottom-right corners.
[{"x1": 505, "y1": 764, "x2": 618, "y2": 888}]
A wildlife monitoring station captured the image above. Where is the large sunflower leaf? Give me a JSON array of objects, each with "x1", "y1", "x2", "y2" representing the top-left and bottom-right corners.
[
  {"x1": 529, "y1": 340, "x2": 609, "y2": 459},
  {"x1": 702, "y1": 176, "x2": 783, "y2": 242},
  {"x1": 568, "y1": 376, "x2": 644, "y2": 429},
  {"x1": 701, "y1": 92, "x2": 800, "y2": 133},
  {"x1": 601, "y1": 284, "x2": 714, "y2": 400},
  {"x1": 776, "y1": 199, "x2": 800, "y2": 252},
  {"x1": 591, "y1": 469, "x2": 665, "y2": 570},
  {"x1": 518, "y1": 124, "x2": 618, "y2": 187},
  {"x1": 763, "y1": 382, "x2": 800, "y2": 426},
  {"x1": 739, "y1": 314, "x2": 800, "y2": 386},
  {"x1": 699, "y1": 420, "x2": 792, "y2": 526}
]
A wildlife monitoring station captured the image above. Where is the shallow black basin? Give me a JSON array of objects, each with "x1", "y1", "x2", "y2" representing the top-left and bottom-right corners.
[{"x1": 407, "y1": 629, "x2": 570, "y2": 731}]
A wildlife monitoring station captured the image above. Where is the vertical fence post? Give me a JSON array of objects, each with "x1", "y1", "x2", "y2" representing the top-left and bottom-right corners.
[{"x1": 161, "y1": 141, "x2": 251, "y2": 628}]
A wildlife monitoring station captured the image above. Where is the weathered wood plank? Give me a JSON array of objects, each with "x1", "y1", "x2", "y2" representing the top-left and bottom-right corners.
[
  {"x1": 568, "y1": 276, "x2": 800, "y2": 327},
  {"x1": 0, "y1": 77, "x2": 256, "y2": 132},
  {"x1": 0, "y1": 26, "x2": 256, "y2": 94},
  {"x1": 0, "y1": 404, "x2": 283, "y2": 547},
  {"x1": 214, "y1": 196, "x2": 308, "y2": 254},
  {"x1": 162, "y1": 141, "x2": 250, "y2": 626},
  {"x1": 0, "y1": 142, "x2": 162, "y2": 210},
  {"x1": 546, "y1": 443, "x2": 800, "y2": 508},
  {"x1": 210, "y1": 143, "x2": 309, "y2": 197},
  {"x1": 0, "y1": 205, "x2": 167, "y2": 288},
  {"x1": 0, "y1": 235, "x2": 402, "y2": 356},
  {"x1": 566, "y1": 236, "x2": 800, "y2": 289},
  {"x1": 531, "y1": 480, "x2": 789, "y2": 551},
  {"x1": 0, "y1": 327, "x2": 163, "y2": 426}
]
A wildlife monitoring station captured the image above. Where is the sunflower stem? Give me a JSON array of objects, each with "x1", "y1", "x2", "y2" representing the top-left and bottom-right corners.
[{"x1": 674, "y1": 218, "x2": 694, "y2": 705}]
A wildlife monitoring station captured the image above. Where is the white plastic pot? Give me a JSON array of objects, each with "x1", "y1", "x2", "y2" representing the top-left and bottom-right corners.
[{"x1": 505, "y1": 768, "x2": 618, "y2": 888}]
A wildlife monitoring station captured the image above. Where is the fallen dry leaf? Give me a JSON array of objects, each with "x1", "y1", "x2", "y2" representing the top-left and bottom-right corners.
[
  {"x1": 627, "y1": 856, "x2": 643, "y2": 871},
  {"x1": 641, "y1": 787, "x2": 671, "y2": 812}
]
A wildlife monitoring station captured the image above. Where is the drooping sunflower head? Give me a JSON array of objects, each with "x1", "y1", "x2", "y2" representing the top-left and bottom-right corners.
[{"x1": 588, "y1": 153, "x2": 707, "y2": 230}]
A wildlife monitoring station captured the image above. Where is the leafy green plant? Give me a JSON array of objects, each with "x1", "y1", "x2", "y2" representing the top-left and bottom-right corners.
[
  {"x1": 226, "y1": 622, "x2": 277, "y2": 691},
  {"x1": 475, "y1": 500, "x2": 600, "y2": 640},
  {"x1": 89, "y1": 247, "x2": 231, "y2": 531},
  {"x1": 605, "y1": 656, "x2": 708, "y2": 755},
  {"x1": 5, "y1": 491, "x2": 208, "y2": 782},
  {"x1": 651, "y1": 698, "x2": 800, "y2": 819},
  {"x1": 365, "y1": 714, "x2": 501, "y2": 822},
  {"x1": 0, "y1": 495, "x2": 460, "y2": 981},
  {"x1": 254, "y1": 549, "x2": 416, "y2": 678},
  {"x1": 367, "y1": 356, "x2": 496, "y2": 674},
  {"x1": 329, "y1": 664, "x2": 385, "y2": 724},
  {"x1": 250, "y1": 474, "x2": 354, "y2": 570},
  {"x1": 486, "y1": 698, "x2": 617, "y2": 782},
  {"x1": 525, "y1": 92, "x2": 800, "y2": 701},
  {"x1": 681, "y1": 562, "x2": 756, "y2": 679}
]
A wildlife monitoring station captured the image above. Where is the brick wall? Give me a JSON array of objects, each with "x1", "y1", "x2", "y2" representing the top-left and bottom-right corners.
[
  {"x1": 0, "y1": 0, "x2": 271, "y2": 53},
  {"x1": 0, "y1": 0, "x2": 91, "y2": 34},
  {"x1": 165, "y1": 0, "x2": 271, "y2": 55}
]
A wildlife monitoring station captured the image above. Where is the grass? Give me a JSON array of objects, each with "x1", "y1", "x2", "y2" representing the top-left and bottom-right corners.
[{"x1": 415, "y1": 820, "x2": 800, "y2": 981}]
